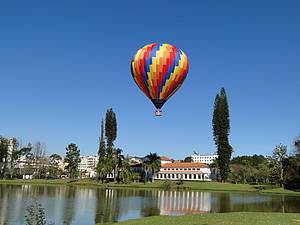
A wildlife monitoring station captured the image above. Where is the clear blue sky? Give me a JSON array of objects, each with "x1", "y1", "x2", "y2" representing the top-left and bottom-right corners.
[{"x1": 0, "y1": 1, "x2": 299, "y2": 159}]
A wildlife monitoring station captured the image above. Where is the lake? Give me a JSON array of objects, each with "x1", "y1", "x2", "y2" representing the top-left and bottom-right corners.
[{"x1": 0, "y1": 184, "x2": 300, "y2": 225}]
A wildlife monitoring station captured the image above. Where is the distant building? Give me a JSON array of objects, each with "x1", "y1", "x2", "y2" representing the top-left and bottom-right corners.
[
  {"x1": 128, "y1": 155, "x2": 172, "y2": 180},
  {"x1": 78, "y1": 155, "x2": 99, "y2": 177},
  {"x1": 6, "y1": 139, "x2": 14, "y2": 168},
  {"x1": 160, "y1": 156, "x2": 172, "y2": 165},
  {"x1": 128, "y1": 156, "x2": 143, "y2": 165},
  {"x1": 155, "y1": 162, "x2": 216, "y2": 181},
  {"x1": 191, "y1": 153, "x2": 218, "y2": 165},
  {"x1": 16, "y1": 155, "x2": 27, "y2": 169}
]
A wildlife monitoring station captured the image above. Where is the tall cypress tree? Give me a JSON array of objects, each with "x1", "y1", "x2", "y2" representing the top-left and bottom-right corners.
[
  {"x1": 105, "y1": 108, "x2": 117, "y2": 154},
  {"x1": 212, "y1": 88, "x2": 232, "y2": 182},
  {"x1": 98, "y1": 119, "x2": 106, "y2": 159},
  {"x1": 96, "y1": 119, "x2": 108, "y2": 182}
]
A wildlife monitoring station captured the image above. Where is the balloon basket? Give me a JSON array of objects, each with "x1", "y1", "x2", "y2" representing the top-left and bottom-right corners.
[{"x1": 155, "y1": 109, "x2": 162, "y2": 117}]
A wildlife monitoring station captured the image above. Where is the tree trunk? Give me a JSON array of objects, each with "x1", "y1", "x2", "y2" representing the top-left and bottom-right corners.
[
  {"x1": 114, "y1": 165, "x2": 118, "y2": 182},
  {"x1": 151, "y1": 168, "x2": 155, "y2": 182},
  {"x1": 144, "y1": 170, "x2": 148, "y2": 183},
  {"x1": 281, "y1": 167, "x2": 284, "y2": 187}
]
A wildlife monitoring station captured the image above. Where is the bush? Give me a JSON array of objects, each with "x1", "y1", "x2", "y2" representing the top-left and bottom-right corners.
[
  {"x1": 25, "y1": 199, "x2": 54, "y2": 225},
  {"x1": 161, "y1": 180, "x2": 172, "y2": 190},
  {"x1": 176, "y1": 179, "x2": 184, "y2": 186}
]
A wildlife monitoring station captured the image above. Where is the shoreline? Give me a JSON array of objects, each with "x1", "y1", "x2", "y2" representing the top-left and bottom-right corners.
[
  {"x1": 0, "y1": 179, "x2": 300, "y2": 196},
  {"x1": 100, "y1": 212, "x2": 300, "y2": 225}
]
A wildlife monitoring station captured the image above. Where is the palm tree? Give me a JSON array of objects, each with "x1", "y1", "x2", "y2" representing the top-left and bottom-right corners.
[
  {"x1": 97, "y1": 155, "x2": 111, "y2": 183},
  {"x1": 142, "y1": 161, "x2": 150, "y2": 182},
  {"x1": 145, "y1": 153, "x2": 160, "y2": 182},
  {"x1": 118, "y1": 157, "x2": 133, "y2": 183},
  {"x1": 112, "y1": 148, "x2": 124, "y2": 182}
]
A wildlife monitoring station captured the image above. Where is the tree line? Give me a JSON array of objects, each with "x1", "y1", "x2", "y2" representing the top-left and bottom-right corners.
[
  {"x1": 227, "y1": 140, "x2": 300, "y2": 190},
  {"x1": 212, "y1": 87, "x2": 299, "y2": 190},
  {"x1": 0, "y1": 138, "x2": 63, "y2": 179},
  {"x1": 0, "y1": 108, "x2": 162, "y2": 183}
]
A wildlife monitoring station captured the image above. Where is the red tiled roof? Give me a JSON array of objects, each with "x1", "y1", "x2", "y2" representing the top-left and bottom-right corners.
[
  {"x1": 158, "y1": 171, "x2": 203, "y2": 174},
  {"x1": 161, "y1": 162, "x2": 209, "y2": 168},
  {"x1": 160, "y1": 156, "x2": 172, "y2": 161}
]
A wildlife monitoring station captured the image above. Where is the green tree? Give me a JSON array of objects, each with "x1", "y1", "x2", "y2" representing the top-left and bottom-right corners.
[
  {"x1": 231, "y1": 155, "x2": 266, "y2": 167},
  {"x1": 48, "y1": 154, "x2": 62, "y2": 178},
  {"x1": 49, "y1": 153, "x2": 62, "y2": 163},
  {"x1": 283, "y1": 137, "x2": 300, "y2": 190},
  {"x1": 98, "y1": 120, "x2": 106, "y2": 160},
  {"x1": 183, "y1": 156, "x2": 192, "y2": 162},
  {"x1": 65, "y1": 143, "x2": 80, "y2": 179},
  {"x1": 118, "y1": 157, "x2": 133, "y2": 183},
  {"x1": 0, "y1": 137, "x2": 9, "y2": 178},
  {"x1": 105, "y1": 108, "x2": 117, "y2": 154},
  {"x1": 144, "y1": 153, "x2": 160, "y2": 182},
  {"x1": 9, "y1": 138, "x2": 32, "y2": 178},
  {"x1": 96, "y1": 119, "x2": 109, "y2": 182},
  {"x1": 112, "y1": 148, "x2": 124, "y2": 182},
  {"x1": 294, "y1": 138, "x2": 300, "y2": 155},
  {"x1": 142, "y1": 161, "x2": 150, "y2": 182},
  {"x1": 272, "y1": 144, "x2": 288, "y2": 187},
  {"x1": 96, "y1": 154, "x2": 112, "y2": 183},
  {"x1": 212, "y1": 88, "x2": 232, "y2": 182},
  {"x1": 256, "y1": 162, "x2": 271, "y2": 183}
]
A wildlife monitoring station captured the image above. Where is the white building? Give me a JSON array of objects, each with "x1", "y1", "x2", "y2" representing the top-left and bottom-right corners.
[
  {"x1": 128, "y1": 156, "x2": 143, "y2": 164},
  {"x1": 160, "y1": 156, "x2": 172, "y2": 165},
  {"x1": 155, "y1": 162, "x2": 215, "y2": 181},
  {"x1": 191, "y1": 153, "x2": 218, "y2": 165},
  {"x1": 78, "y1": 155, "x2": 99, "y2": 177}
]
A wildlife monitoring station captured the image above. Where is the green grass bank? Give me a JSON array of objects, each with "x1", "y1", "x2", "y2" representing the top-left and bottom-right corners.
[
  {"x1": 100, "y1": 212, "x2": 300, "y2": 225},
  {"x1": 0, "y1": 179, "x2": 300, "y2": 196}
]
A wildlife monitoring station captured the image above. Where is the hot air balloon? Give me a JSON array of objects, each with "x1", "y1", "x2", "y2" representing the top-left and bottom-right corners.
[{"x1": 130, "y1": 43, "x2": 189, "y2": 116}]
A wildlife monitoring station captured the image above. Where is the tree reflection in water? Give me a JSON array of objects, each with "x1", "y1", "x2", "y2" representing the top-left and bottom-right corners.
[
  {"x1": 94, "y1": 188, "x2": 120, "y2": 224},
  {"x1": 1, "y1": 184, "x2": 300, "y2": 224},
  {"x1": 62, "y1": 186, "x2": 76, "y2": 225},
  {"x1": 141, "y1": 189, "x2": 160, "y2": 217}
]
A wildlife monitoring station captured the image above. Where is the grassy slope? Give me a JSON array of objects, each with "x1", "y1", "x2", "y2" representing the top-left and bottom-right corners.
[
  {"x1": 0, "y1": 179, "x2": 300, "y2": 195},
  {"x1": 100, "y1": 212, "x2": 300, "y2": 225}
]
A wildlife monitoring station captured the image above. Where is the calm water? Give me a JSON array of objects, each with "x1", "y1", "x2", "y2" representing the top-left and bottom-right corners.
[{"x1": 0, "y1": 184, "x2": 300, "y2": 225}]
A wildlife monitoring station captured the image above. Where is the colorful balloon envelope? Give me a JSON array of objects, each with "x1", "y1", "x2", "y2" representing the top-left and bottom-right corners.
[{"x1": 130, "y1": 43, "x2": 189, "y2": 116}]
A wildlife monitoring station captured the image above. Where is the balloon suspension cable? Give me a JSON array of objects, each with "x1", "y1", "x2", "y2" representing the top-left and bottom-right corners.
[{"x1": 155, "y1": 109, "x2": 162, "y2": 117}]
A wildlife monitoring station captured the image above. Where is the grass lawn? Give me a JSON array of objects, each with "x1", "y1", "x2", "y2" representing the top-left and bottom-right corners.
[
  {"x1": 0, "y1": 179, "x2": 300, "y2": 196},
  {"x1": 100, "y1": 212, "x2": 300, "y2": 225}
]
